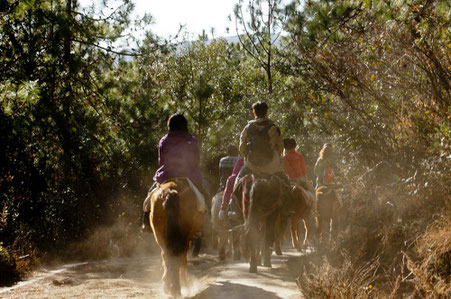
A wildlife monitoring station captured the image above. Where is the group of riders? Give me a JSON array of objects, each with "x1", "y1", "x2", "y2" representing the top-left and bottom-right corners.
[{"x1": 142, "y1": 101, "x2": 338, "y2": 237}]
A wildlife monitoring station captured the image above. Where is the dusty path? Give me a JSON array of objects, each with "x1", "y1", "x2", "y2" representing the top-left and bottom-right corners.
[{"x1": 1, "y1": 243, "x2": 302, "y2": 298}]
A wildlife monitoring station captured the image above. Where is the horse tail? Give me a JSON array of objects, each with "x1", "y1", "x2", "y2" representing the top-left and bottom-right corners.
[{"x1": 163, "y1": 190, "x2": 185, "y2": 256}]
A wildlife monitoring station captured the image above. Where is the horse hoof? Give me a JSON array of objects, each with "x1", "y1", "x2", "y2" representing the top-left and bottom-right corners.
[
  {"x1": 275, "y1": 250, "x2": 282, "y2": 256},
  {"x1": 219, "y1": 249, "x2": 226, "y2": 261},
  {"x1": 263, "y1": 260, "x2": 272, "y2": 268},
  {"x1": 249, "y1": 265, "x2": 257, "y2": 273}
]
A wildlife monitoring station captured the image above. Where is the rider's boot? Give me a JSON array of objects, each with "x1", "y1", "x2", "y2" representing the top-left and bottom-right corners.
[{"x1": 141, "y1": 211, "x2": 151, "y2": 232}]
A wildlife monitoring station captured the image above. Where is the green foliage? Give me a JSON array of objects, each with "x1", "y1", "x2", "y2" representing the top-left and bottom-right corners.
[
  {"x1": 234, "y1": 0, "x2": 288, "y2": 94},
  {"x1": 0, "y1": 0, "x2": 449, "y2": 294},
  {"x1": 281, "y1": 0, "x2": 450, "y2": 296},
  {"x1": 0, "y1": 0, "x2": 142, "y2": 252}
]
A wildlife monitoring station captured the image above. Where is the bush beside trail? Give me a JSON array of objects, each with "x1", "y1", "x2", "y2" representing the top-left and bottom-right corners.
[{"x1": 295, "y1": 170, "x2": 450, "y2": 298}]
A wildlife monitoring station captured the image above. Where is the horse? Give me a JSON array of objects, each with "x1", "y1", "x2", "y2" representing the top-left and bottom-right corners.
[
  {"x1": 315, "y1": 185, "x2": 340, "y2": 242},
  {"x1": 149, "y1": 177, "x2": 205, "y2": 298},
  {"x1": 273, "y1": 184, "x2": 314, "y2": 254},
  {"x1": 211, "y1": 191, "x2": 232, "y2": 261},
  {"x1": 245, "y1": 175, "x2": 289, "y2": 273},
  {"x1": 289, "y1": 185, "x2": 315, "y2": 251}
]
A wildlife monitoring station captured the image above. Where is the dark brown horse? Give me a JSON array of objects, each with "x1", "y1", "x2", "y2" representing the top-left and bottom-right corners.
[
  {"x1": 149, "y1": 178, "x2": 205, "y2": 298},
  {"x1": 315, "y1": 185, "x2": 340, "y2": 241},
  {"x1": 245, "y1": 175, "x2": 289, "y2": 273}
]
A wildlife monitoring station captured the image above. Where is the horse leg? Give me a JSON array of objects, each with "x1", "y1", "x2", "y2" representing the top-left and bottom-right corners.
[
  {"x1": 211, "y1": 229, "x2": 218, "y2": 250},
  {"x1": 161, "y1": 251, "x2": 181, "y2": 297},
  {"x1": 161, "y1": 251, "x2": 170, "y2": 295},
  {"x1": 191, "y1": 235, "x2": 201, "y2": 257},
  {"x1": 263, "y1": 213, "x2": 278, "y2": 268},
  {"x1": 246, "y1": 217, "x2": 260, "y2": 273},
  {"x1": 232, "y1": 230, "x2": 242, "y2": 260},
  {"x1": 290, "y1": 217, "x2": 300, "y2": 250},
  {"x1": 180, "y1": 250, "x2": 188, "y2": 292},
  {"x1": 274, "y1": 232, "x2": 282, "y2": 256},
  {"x1": 325, "y1": 215, "x2": 332, "y2": 243},
  {"x1": 302, "y1": 218, "x2": 309, "y2": 249},
  {"x1": 168, "y1": 255, "x2": 182, "y2": 298},
  {"x1": 315, "y1": 216, "x2": 323, "y2": 240},
  {"x1": 330, "y1": 213, "x2": 338, "y2": 242},
  {"x1": 276, "y1": 215, "x2": 289, "y2": 255},
  {"x1": 225, "y1": 231, "x2": 233, "y2": 258},
  {"x1": 247, "y1": 229, "x2": 258, "y2": 273},
  {"x1": 240, "y1": 231, "x2": 249, "y2": 261},
  {"x1": 273, "y1": 216, "x2": 282, "y2": 256},
  {"x1": 218, "y1": 230, "x2": 227, "y2": 261}
]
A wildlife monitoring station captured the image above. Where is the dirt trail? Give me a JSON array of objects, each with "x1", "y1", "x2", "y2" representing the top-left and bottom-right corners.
[{"x1": 1, "y1": 243, "x2": 302, "y2": 298}]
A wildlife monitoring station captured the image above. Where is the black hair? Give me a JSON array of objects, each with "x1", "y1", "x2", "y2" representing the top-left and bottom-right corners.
[
  {"x1": 167, "y1": 114, "x2": 188, "y2": 132},
  {"x1": 283, "y1": 138, "x2": 296, "y2": 150},
  {"x1": 227, "y1": 145, "x2": 239, "y2": 156},
  {"x1": 252, "y1": 102, "x2": 268, "y2": 118}
]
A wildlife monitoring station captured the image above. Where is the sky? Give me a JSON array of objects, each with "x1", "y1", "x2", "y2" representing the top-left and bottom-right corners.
[{"x1": 134, "y1": 0, "x2": 237, "y2": 39}]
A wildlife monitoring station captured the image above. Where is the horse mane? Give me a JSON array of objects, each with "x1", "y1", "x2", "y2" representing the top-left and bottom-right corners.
[{"x1": 162, "y1": 189, "x2": 185, "y2": 256}]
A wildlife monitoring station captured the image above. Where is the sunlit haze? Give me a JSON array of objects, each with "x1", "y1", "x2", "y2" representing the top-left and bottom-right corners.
[{"x1": 135, "y1": 0, "x2": 237, "y2": 39}]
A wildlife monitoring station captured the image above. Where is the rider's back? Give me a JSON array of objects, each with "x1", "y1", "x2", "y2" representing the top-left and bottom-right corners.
[
  {"x1": 240, "y1": 118, "x2": 284, "y2": 175},
  {"x1": 153, "y1": 130, "x2": 202, "y2": 186}
]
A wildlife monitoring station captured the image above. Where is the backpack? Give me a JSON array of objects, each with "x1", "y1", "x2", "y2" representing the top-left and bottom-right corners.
[
  {"x1": 246, "y1": 122, "x2": 274, "y2": 166},
  {"x1": 323, "y1": 166, "x2": 335, "y2": 184}
]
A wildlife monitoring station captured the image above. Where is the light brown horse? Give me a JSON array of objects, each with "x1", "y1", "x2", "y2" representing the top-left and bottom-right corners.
[
  {"x1": 149, "y1": 178, "x2": 205, "y2": 298},
  {"x1": 315, "y1": 185, "x2": 339, "y2": 241},
  {"x1": 273, "y1": 184, "x2": 314, "y2": 254},
  {"x1": 290, "y1": 185, "x2": 314, "y2": 251}
]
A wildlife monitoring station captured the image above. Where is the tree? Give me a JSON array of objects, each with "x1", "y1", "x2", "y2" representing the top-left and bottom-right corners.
[
  {"x1": 0, "y1": 0, "x2": 144, "y2": 248},
  {"x1": 233, "y1": 0, "x2": 288, "y2": 95}
]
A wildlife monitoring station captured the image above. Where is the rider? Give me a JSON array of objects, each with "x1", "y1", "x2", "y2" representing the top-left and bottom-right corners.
[
  {"x1": 218, "y1": 156, "x2": 244, "y2": 220},
  {"x1": 142, "y1": 113, "x2": 208, "y2": 230},
  {"x1": 234, "y1": 101, "x2": 285, "y2": 187},
  {"x1": 283, "y1": 138, "x2": 314, "y2": 192},
  {"x1": 314, "y1": 143, "x2": 337, "y2": 189},
  {"x1": 218, "y1": 145, "x2": 240, "y2": 192},
  {"x1": 283, "y1": 138, "x2": 307, "y2": 183}
]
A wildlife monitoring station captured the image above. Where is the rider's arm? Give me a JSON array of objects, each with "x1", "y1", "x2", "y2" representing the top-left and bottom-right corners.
[
  {"x1": 158, "y1": 137, "x2": 165, "y2": 167},
  {"x1": 269, "y1": 125, "x2": 283, "y2": 156},
  {"x1": 314, "y1": 158, "x2": 322, "y2": 177},
  {"x1": 239, "y1": 126, "x2": 248, "y2": 158}
]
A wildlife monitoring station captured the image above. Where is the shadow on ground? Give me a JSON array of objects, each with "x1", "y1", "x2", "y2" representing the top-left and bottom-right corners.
[{"x1": 191, "y1": 281, "x2": 284, "y2": 299}]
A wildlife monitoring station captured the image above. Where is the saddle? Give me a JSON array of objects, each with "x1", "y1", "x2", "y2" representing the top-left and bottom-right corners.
[
  {"x1": 297, "y1": 186, "x2": 315, "y2": 208},
  {"x1": 316, "y1": 184, "x2": 343, "y2": 208},
  {"x1": 142, "y1": 177, "x2": 207, "y2": 213}
]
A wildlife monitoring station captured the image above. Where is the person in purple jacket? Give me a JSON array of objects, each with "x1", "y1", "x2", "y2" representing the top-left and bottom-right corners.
[{"x1": 142, "y1": 113, "x2": 207, "y2": 230}]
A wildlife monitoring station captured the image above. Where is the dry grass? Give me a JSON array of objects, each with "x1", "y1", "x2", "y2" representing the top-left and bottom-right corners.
[
  {"x1": 405, "y1": 216, "x2": 451, "y2": 297},
  {"x1": 296, "y1": 171, "x2": 450, "y2": 298},
  {"x1": 296, "y1": 253, "x2": 387, "y2": 298},
  {"x1": 0, "y1": 233, "x2": 39, "y2": 286}
]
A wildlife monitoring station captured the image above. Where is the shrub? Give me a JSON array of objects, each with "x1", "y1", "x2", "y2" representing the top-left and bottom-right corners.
[
  {"x1": 406, "y1": 216, "x2": 451, "y2": 297},
  {"x1": 0, "y1": 243, "x2": 19, "y2": 287}
]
